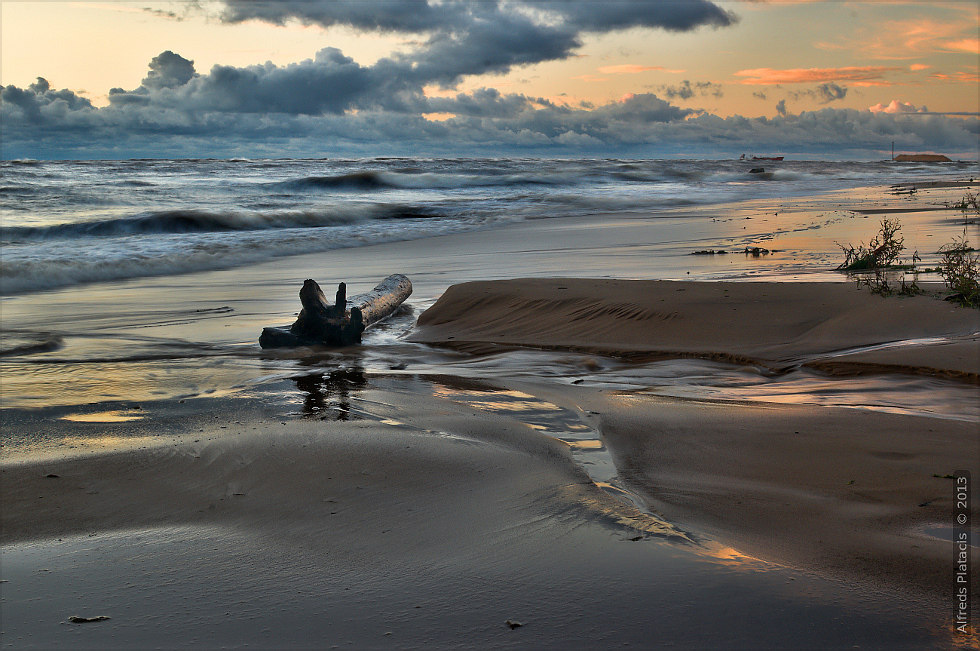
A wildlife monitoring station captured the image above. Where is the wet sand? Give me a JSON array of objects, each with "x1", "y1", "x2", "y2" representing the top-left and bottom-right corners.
[
  {"x1": 2, "y1": 181, "x2": 979, "y2": 648},
  {"x1": 410, "y1": 277, "x2": 979, "y2": 608},
  {"x1": 1, "y1": 386, "x2": 970, "y2": 649}
]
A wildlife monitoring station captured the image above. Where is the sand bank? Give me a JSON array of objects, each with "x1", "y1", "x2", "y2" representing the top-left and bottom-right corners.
[{"x1": 412, "y1": 278, "x2": 980, "y2": 380}]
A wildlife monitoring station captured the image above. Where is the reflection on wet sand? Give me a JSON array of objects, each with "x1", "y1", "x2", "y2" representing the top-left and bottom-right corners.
[
  {"x1": 426, "y1": 376, "x2": 661, "y2": 519},
  {"x1": 700, "y1": 543, "x2": 772, "y2": 569},
  {"x1": 292, "y1": 367, "x2": 367, "y2": 421},
  {"x1": 432, "y1": 385, "x2": 564, "y2": 414},
  {"x1": 61, "y1": 435, "x2": 161, "y2": 451},
  {"x1": 429, "y1": 377, "x2": 590, "y2": 439},
  {"x1": 61, "y1": 410, "x2": 144, "y2": 423},
  {"x1": 425, "y1": 376, "x2": 816, "y2": 572}
]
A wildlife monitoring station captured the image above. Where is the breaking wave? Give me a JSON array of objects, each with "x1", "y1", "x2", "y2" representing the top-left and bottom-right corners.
[
  {"x1": 281, "y1": 170, "x2": 572, "y2": 192},
  {"x1": 2, "y1": 205, "x2": 442, "y2": 240}
]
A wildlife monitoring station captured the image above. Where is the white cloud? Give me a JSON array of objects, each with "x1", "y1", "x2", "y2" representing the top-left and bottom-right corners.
[
  {"x1": 869, "y1": 99, "x2": 927, "y2": 113},
  {"x1": 2, "y1": 50, "x2": 976, "y2": 160}
]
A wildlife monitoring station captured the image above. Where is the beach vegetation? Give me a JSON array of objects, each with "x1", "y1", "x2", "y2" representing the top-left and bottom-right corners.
[
  {"x1": 937, "y1": 231, "x2": 980, "y2": 308},
  {"x1": 859, "y1": 268, "x2": 917, "y2": 297},
  {"x1": 836, "y1": 218, "x2": 922, "y2": 296},
  {"x1": 946, "y1": 191, "x2": 979, "y2": 224},
  {"x1": 896, "y1": 269, "x2": 922, "y2": 297},
  {"x1": 836, "y1": 218, "x2": 906, "y2": 271}
]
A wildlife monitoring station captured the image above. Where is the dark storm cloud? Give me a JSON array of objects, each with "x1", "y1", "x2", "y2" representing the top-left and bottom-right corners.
[
  {"x1": 425, "y1": 88, "x2": 552, "y2": 118},
  {"x1": 775, "y1": 99, "x2": 787, "y2": 116},
  {"x1": 105, "y1": 48, "x2": 404, "y2": 116},
  {"x1": 15, "y1": 1, "x2": 735, "y2": 122},
  {"x1": 546, "y1": 0, "x2": 736, "y2": 32},
  {"x1": 220, "y1": 0, "x2": 736, "y2": 34},
  {"x1": 790, "y1": 83, "x2": 848, "y2": 104},
  {"x1": 219, "y1": 0, "x2": 736, "y2": 85},
  {"x1": 402, "y1": 9, "x2": 578, "y2": 87},
  {"x1": 661, "y1": 80, "x2": 724, "y2": 100},
  {"x1": 1, "y1": 1, "x2": 975, "y2": 160},
  {"x1": 597, "y1": 93, "x2": 694, "y2": 124},
  {"x1": 0, "y1": 61, "x2": 693, "y2": 154},
  {"x1": 221, "y1": 0, "x2": 575, "y2": 91},
  {"x1": 3, "y1": 0, "x2": 736, "y2": 140},
  {"x1": 816, "y1": 83, "x2": 848, "y2": 103},
  {"x1": 2, "y1": 73, "x2": 976, "y2": 159},
  {"x1": 179, "y1": 48, "x2": 377, "y2": 114},
  {"x1": 142, "y1": 51, "x2": 196, "y2": 89},
  {"x1": 219, "y1": 0, "x2": 464, "y2": 32},
  {"x1": 0, "y1": 77, "x2": 94, "y2": 123}
]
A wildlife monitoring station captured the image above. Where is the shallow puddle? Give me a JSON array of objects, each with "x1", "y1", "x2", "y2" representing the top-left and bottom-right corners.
[
  {"x1": 626, "y1": 361, "x2": 979, "y2": 422},
  {"x1": 427, "y1": 378, "x2": 642, "y2": 509},
  {"x1": 60, "y1": 410, "x2": 144, "y2": 423}
]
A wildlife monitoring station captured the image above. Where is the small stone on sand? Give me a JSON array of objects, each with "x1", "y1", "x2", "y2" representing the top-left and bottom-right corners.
[{"x1": 68, "y1": 615, "x2": 110, "y2": 623}]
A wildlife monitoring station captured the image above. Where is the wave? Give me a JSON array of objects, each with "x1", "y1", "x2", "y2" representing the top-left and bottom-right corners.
[
  {"x1": 0, "y1": 214, "x2": 479, "y2": 295},
  {"x1": 281, "y1": 170, "x2": 575, "y2": 192},
  {"x1": 0, "y1": 185, "x2": 39, "y2": 195},
  {"x1": 3, "y1": 158, "x2": 973, "y2": 296},
  {"x1": 288, "y1": 171, "x2": 393, "y2": 190},
  {"x1": 1, "y1": 205, "x2": 443, "y2": 240},
  {"x1": 0, "y1": 333, "x2": 64, "y2": 357}
]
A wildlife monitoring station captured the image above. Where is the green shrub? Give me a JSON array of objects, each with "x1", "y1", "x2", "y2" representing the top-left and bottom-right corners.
[
  {"x1": 947, "y1": 191, "x2": 979, "y2": 222},
  {"x1": 836, "y1": 218, "x2": 906, "y2": 271},
  {"x1": 938, "y1": 231, "x2": 980, "y2": 308},
  {"x1": 835, "y1": 218, "x2": 922, "y2": 296}
]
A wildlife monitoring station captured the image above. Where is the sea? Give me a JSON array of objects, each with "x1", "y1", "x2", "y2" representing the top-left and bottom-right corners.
[{"x1": 2, "y1": 157, "x2": 975, "y2": 295}]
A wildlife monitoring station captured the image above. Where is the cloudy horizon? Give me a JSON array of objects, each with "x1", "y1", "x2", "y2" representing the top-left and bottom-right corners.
[{"x1": 2, "y1": 0, "x2": 977, "y2": 160}]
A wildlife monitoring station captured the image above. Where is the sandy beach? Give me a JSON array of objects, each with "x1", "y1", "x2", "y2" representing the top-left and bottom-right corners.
[
  {"x1": 412, "y1": 277, "x2": 979, "y2": 596},
  {"x1": 2, "y1": 179, "x2": 979, "y2": 648}
]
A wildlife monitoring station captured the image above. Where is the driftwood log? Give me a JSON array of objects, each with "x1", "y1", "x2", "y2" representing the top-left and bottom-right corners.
[{"x1": 259, "y1": 274, "x2": 412, "y2": 348}]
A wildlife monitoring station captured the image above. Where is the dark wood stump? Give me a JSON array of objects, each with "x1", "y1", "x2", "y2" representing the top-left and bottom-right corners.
[{"x1": 259, "y1": 274, "x2": 412, "y2": 348}]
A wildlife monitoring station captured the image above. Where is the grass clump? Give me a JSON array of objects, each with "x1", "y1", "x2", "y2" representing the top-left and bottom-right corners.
[
  {"x1": 836, "y1": 218, "x2": 906, "y2": 271},
  {"x1": 946, "y1": 191, "x2": 979, "y2": 224},
  {"x1": 937, "y1": 231, "x2": 980, "y2": 308},
  {"x1": 836, "y1": 218, "x2": 921, "y2": 296}
]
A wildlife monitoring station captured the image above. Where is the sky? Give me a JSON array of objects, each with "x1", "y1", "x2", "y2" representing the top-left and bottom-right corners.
[{"x1": 1, "y1": 0, "x2": 978, "y2": 160}]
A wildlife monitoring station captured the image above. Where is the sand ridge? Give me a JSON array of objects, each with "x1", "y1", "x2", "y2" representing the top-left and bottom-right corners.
[{"x1": 412, "y1": 278, "x2": 980, "y2": 380}]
